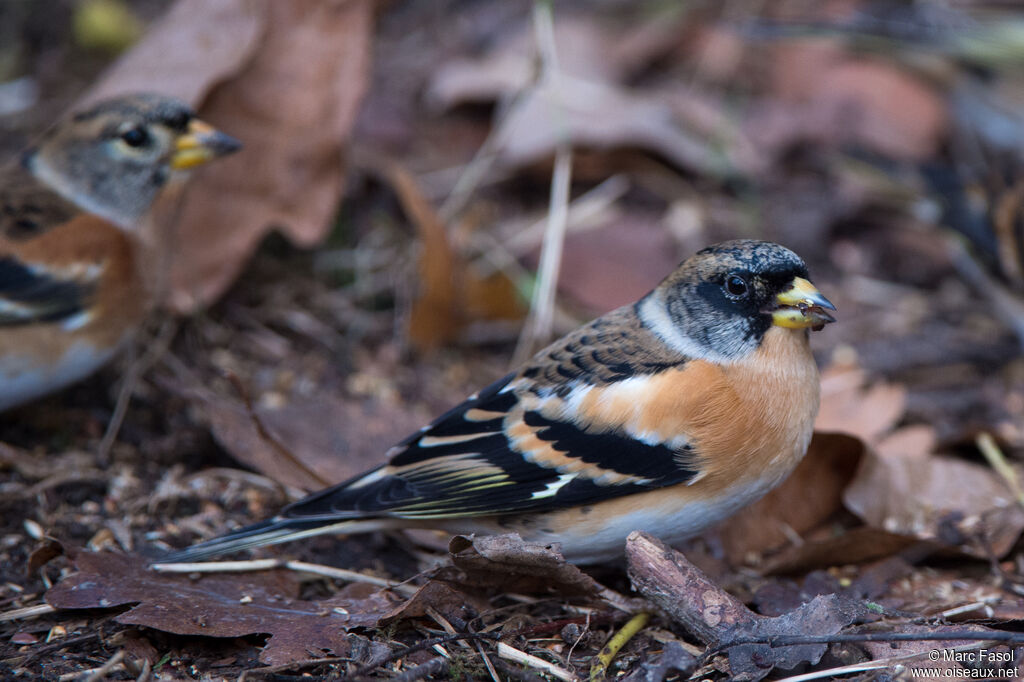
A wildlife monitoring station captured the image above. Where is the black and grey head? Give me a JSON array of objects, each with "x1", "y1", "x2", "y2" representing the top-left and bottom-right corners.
[
  {"x1": 22, "y1": 93, "x2": 240, "y2": 229},
  {"x1": 637, "y1": 240, "x2": 835, "y2": 362}
]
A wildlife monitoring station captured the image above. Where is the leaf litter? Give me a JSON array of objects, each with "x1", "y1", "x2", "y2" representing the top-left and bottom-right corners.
[{"x1": 2, "y1": 0, "x2": 1024, "y2": 680}]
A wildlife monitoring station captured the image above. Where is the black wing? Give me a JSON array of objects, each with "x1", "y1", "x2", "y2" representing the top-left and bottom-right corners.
[
  {"x1": 0, "y1": 256, "x2": 97, "y2": 326},
  {"x1": 276, "y1": 371, "x2": 700, "y2": 522}
]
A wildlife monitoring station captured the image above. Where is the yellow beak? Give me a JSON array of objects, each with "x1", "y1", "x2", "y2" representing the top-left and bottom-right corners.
[
  {"x1": 170, "y1": 118, "x2": 241, "y2": 170},
  {"x1": 770, "y1": 277, "x2": 837, "y2": 330}
]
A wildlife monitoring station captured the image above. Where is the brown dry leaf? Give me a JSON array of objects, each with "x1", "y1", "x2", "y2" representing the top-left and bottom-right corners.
[
  {"x1": 751, "y1": 40, "x2": 947, "y2": 161},
  {"x1": 370, "y1": 159, "x2": 525, "y2": 351},
  {"x1": 843, "y1": 430, "x2": 1024, "y2": 558},
  {"x1": 445, "y1": 533, "x2": 603, "y2": 598},
  {"x1": 381, "y1": 579, "x2": 490, "y2": 628},
  {"x1": 201, "y1": 391, "x2": 424, "y2": 492},
  {"x1": 426, "y1": 14, "x2": 687, "y2": 110},
  {"x1": 759, "y1": 527, "x2": 931, "y2": 576},
  {"x1": 712, "y1": 432, "x2": 864, "y2": 564},
  {"x1": 721, "y1": 594, "x2": 863, "y2": 681},
  {"x1": 494, "y1": 74, "x2": 734, "y2": 177},
  {"x1": 85, "y1": 0, "x2": 373, "y2": 312},
  {"x1": 427, "y1": 15, "x2": 751, "y2": 177},
  {"x1": 541, "y1": 214, "x2": 680, "y2": 313},
  {"x1": 815, "y1": 361, "x2": 907, "y2": 445},
  {"x1": 79, "y1": 0, "x2": 262, "y2": 106},
  {"x1": 45, "y1": 551, "x2": 400, "y2": 665}
]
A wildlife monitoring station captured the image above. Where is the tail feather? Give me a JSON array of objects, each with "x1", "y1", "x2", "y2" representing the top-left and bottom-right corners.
[{"x1": 154, "y1": 517, "x2": 371, "y2": 564}]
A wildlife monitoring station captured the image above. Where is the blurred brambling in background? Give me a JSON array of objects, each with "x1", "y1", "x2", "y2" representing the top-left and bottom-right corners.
[
  {"x1": 0, "y1": 93, "x2": 239, "y2": 412},
  {"x1": 162, "y1": 240, "x2": 836, "y2": 565}
]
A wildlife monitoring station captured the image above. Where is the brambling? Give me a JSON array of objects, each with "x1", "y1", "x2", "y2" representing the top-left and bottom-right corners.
[
  {"x1": 0, "y1": 94, "x2": 240, "y2": 412},
  {"x1": 162, "y1": 240, "x2": 836, "y2": 565}
]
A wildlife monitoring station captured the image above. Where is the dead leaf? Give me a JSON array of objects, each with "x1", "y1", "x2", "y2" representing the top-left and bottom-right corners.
[
  {"x1": 201, "y1": 391, "x2": 423, "y2": 492},
  {"x1": 719, "y1": 594, "x2": 862, "y2": 681},
  {"x1": 539, "y1": 214, "x2": 681, "y2": 313},
  {"x1": 84, "y1": 0, "x2": 374, "y2": 312},
  {"x1": 843, "y1": 438, "x2": 1024, "y2": 558},
  {"x1": 493, "y1": 75, "x2": 733, "y2": 177},
  {"x1": 381, "y1": 579, "x2": 489, "y2": 628},
  {"x1": 80, "y1": 0, "x2": 262, "y2": 106},
  {"x1": 426, "y1": 14, "x2": 687, "y2": 110},
  {"x1": 45, "y1": 551, "x2": 401, "y2": 665},
  {"x1": 369, "y1": 159, "x2": 524, "y2": 352},
  {"x1": 427, "y1": 15, "x2": 751, "y2": 178},
  {"x1": 815, "y1": 362, "x2": 907, "y2": 444},
  {"x1": 753, "y1": 41, "x2": 947, "y2": 161},
  {"x1": 759, "y1": 527, "x2": 932, "y2": 576},
  {"x1": 620, "y1": 641, "x2": 697, "y2": 682},
  {"x1": 445, "y1": 534, "x2": 604, "y2": 598},
  {"x1": 712, "y1": 432, "x2": 864, "y2": 564}
]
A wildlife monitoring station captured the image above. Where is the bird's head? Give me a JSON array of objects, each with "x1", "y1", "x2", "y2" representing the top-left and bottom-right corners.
[
  {"x1": 642, "y1": 240, "x2": 836, "y2": 362},
  {"x1": 23, "y1": 93, "x2": 241, "y2": 229}
]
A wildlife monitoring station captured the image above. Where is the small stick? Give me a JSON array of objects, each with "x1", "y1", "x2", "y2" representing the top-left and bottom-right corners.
[
  {"x1": 237, "y1": 656, "x2": 351, "y2": 681},
  {"x1": 977, "y1": 432, "x2": 1024, "y2": 507},
  {"x1": 56, "y1": 650, "x2": 125, "y2": 682},
  {"x1": 134, "y1": 658, "x2": 152, "y2": 682},
  {"x1": 938, "y1": 597, "x2": 999, "y2": 619},
  {"x1": 476, "y1": 640, "x2": 502, "y2": 682},
  {"x1": 589, "y1": 612, "x2": 650, "y2": 682},
  {"x1": 493, "y1": 658, "x2": 549, "y2": 682},
  {"x1": 497, "y1": 642, "x2": 578, "y2": 682},
  {"x1": 512, "y1": 0, "x2": 573, "y2": 364},
  {"x1": 347, "y1": 633, "x2": 500, "y2": 680},
  {"x1": 714, "y1": 632, "x2": 1024, "y2": 650},
  {"x1": 0, "y1": 603, "x2": 56, "y2": 622},
  {"x1": 773, "y1": 641, "x2": 999, "y2": 682},
  {"x1": 151, "y1": 558, "x2": 418, "y2": 596},
  {"x1": 390, "y1": 656, "x2": 448, "y2": 682},
  {"x1": 97, "y1": 318, "x2": 178, "y2": 462}
]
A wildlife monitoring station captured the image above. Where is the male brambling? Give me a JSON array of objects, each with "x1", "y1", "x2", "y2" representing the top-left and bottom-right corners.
[
  {"x1": 162, "y1": 240, "x2": 836, "y2": 565},
  {"x1": 0, "y1": 94, "x2": 240, "y2": 412}
]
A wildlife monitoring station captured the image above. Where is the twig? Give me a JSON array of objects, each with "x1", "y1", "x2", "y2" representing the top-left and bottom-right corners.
[
  {"x1": 938, "y1": 597, "x2": 1000, "y2": 619},
  {"x1": 236, "y1": 655, "x2": 351, "y2": 681},
  {"x1": 97, "y1": 317, "x2": 178, "y2": 462},
  {"x1": 151, "y1": 558, "x2": 419, "y2": 596},
  {"x1": 946, "y1": 233, "x2": 1024, "y2": 349},
  {"x1": 473, "y1": 174, "x2": 630, "y2": 278},
  {"x1": 348, "y1": 632, "x2": 500, "y2": 680},
  {"x1": 18, "y1": 632, "x2": 99, "y2": 668},
  {"x1": 390, "y1": 656, "x2": 449, "y2": 682},
  {"x1": 493, "y1": 657, "x2": 549, "y2": 682},
  {"x1": 0, "y1": 603, "x2": 56, "y2": 622},
  {"x1": 977, "y1": 432, "x2": 1024, "y2": 507},
  {"x1": 772, "y1": 641, "x2": 999, "y2": 682},
  {"x1": 513, "y1": 0, "x2": 573, "y2": 364},
  {"x1": 712, "y1": 632, "x2": 1024, "y2": 652},
  {"x1": 589, "y1": 612, "x2": 650, "y2": 682},
  {"x1": 498, "y1": 642, "x2": 578, "y2": 682},
  {"x1": 476, "y1": 640, "x2": 502, "y2": 682},
  {"x1": 134, "y1": 658, "x2": 152, "y2": 682},
  {"x1": 82, "y1": 650, "x2": 125, "y2": 682}
]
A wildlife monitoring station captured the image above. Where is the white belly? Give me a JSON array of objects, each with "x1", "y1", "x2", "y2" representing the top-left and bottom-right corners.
[{"x1": 0, "y1": 342, "x2": 119, "y2": 411}]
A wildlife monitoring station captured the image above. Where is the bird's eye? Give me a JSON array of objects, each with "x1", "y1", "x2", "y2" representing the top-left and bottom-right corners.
[
  {"x1": 120, "y1": 126, "x2": 149, "y2": 147},
  {"x1": 724, "y1": 274, "x2": 748, "y2": 297}
]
